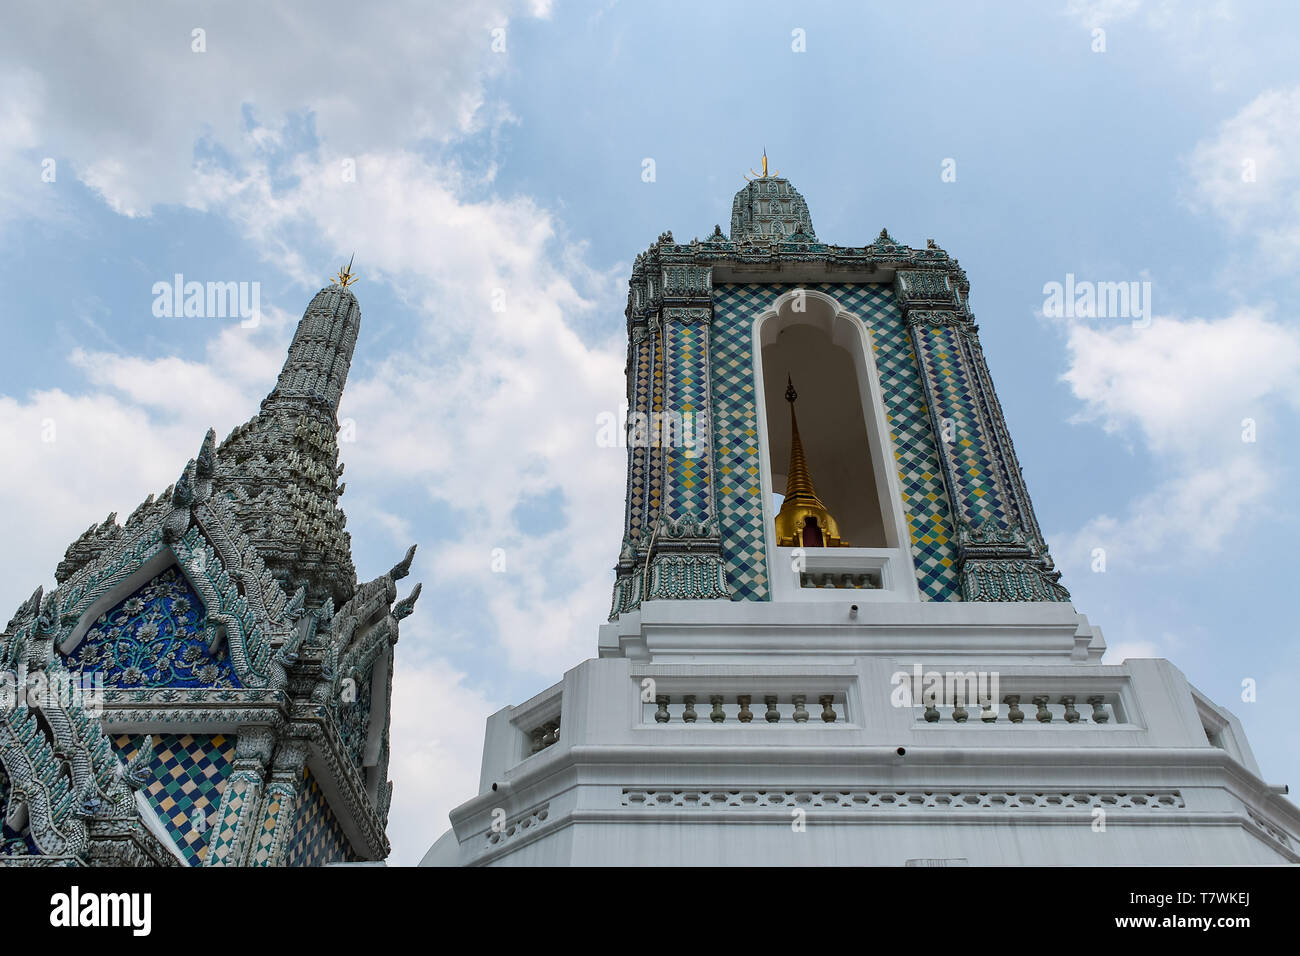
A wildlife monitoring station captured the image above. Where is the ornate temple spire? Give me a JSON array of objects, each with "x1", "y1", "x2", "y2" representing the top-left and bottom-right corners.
[
  {"x1": 774, "y1": 378, "x2": 849, "y2": 548},
  {"x1": 212, "y1": 267, "x2": 364, "y2": 608},
  {"x1": 266, "y1": 276, "x2": 361, "y2": 417},
  {"x1": 730, "y1": 157, "x2": 816, "y2": 241}
]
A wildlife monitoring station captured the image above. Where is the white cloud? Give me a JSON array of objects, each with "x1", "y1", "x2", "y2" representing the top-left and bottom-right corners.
[
  {"x1": 0, "y1": 312, "x2": 295, "y2": 600},
  {"x1": 1054, "y1": 309, "x2": 1300, "y2": 572},
  {"x1": 386, "y1": 653, "x2": 497, "y2": 866},
  {"x1": 1062, "y1": 311, "x2": 1300, "y2": 457},
  {"x1": 1054, "y1": 456, "x2": 1275, "y2": 572},
  {"x1": 0, "y1": 67, "x2": 64, "y2": 227},
  {"x1": 1056, "y1": 86, "x2": 1300, "y2": 575},
  {"x1": 1063, "y1": 0, "x2": 1234, "y2": 29},
  {"x1": 67, "y1": 308, "x2": 295, "y2": 424},
  {"x1": 0, "y1": 389, "x2": 189, "y2": 588},
  {"x1": 1186, "y1": 87, "x2": 1300, "y2": 271},
  {"x1": 0, "y1": 0, "x2": 550, "y2": 218},
  {"x1": 1060, "y1": 1, "x2": 1240, "y2": 92},
  {"x1": 1062, "y1": 0, "x2": 1143, "y2": 27}
]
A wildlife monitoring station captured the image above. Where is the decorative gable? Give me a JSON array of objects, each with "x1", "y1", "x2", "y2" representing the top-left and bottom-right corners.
[{"x1": 65, "y1": 567, "x2": 241, "y2": 689}]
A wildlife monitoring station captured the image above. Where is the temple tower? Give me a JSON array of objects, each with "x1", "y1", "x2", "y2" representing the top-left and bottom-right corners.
[
  {"x1": 423, "y1": 165, "x2": 1299, "y2": 867},
  {"x1": 214, "y1": 282, "x2": 360, "y2": 608},
  {"x1": 1, "y1": 264, "x2": 419, "y2": 867}
]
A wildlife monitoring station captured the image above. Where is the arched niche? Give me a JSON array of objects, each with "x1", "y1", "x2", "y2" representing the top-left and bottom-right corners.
[
  {"x1": 752, "y1": 289, "x2": 918, "y2": 602},
  {"x1": 762, "y1": 323, "x2": 886, "y2": 548}
]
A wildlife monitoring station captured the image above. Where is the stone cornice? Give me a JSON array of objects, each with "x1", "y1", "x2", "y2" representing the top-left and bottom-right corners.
[
  {"x1": 99, "y1": 690, "x2": 287, "y2": 732},
  {"x1": 287, "y1": 702, "x2": 390, "y2": 860},
  {"x1": 626, "y1": 232, "x2": 970, "y2": 333}
]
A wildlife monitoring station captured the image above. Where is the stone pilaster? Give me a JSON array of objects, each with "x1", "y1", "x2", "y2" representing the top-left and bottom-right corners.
[
  {"x1": 610, "y1": 256, "x2": 660, "y2": 617},
  {"x1": 204, "y1": 726, "x2": 274, "y2": 867},
  {"x1": 611, "y1": 243, "x2": 730, "y2": 613},
  {"x1": 646, "y1": 257, "x2": 728, "y2": 601},
  {"x1": 242, "y1": 738, "x2": 309, "y2": 867},
  {"x1": 896, "y1": 269, "x2": 1068, "y2": 601}
]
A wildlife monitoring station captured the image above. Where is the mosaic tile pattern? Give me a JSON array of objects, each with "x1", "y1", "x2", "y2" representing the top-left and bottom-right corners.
[
  {"x1": 711, "y1": 287, "x2": 771, "y2": 600},
  {"x1": 339, "y1": 661, "x2": 373, "y2": 770},
  {"x1": 65, "y1": 566, "x2": 241, "y2": 688},
  {"x1": 113, "y1": 732, "x2": 234, "y2": 866},
  {"x1": 914, "y1": 323, "x2": 1009, "y2": 530},
  {"x1": 662, "y1": 321, "x2": 713, "y2": 521},
  {"x1": 710, "y1": 283, "x2": 962, "y2": 602},
  {"x1": 249, "y1": 787, "x2": 286, "y2": 865},
  {"x1": 285, "y1": 768, "x2": 356, "y2": 867},
  {"x1": 204, "y1": 773, "x2": 253, "y2": 866}
]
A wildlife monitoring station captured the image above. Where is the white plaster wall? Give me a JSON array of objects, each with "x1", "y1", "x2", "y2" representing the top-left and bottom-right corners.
[{"x1": 424, "y1": 653, "x2": 1300, "y2": 867}]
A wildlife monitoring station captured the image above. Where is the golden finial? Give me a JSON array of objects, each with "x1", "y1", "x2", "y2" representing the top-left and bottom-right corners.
[
  {"x1": 334, "y1": 253, "x2": 358, "y2": 289},
  {"x1": 744, "y1": 148, "x2": 779, "y2": 182}
]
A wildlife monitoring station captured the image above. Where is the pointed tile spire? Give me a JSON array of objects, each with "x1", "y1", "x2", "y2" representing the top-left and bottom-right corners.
[
  {"x1": 774, "y1": 378, "x2": 849, "y2": 548},
  {"x1": 266, "y1": 282, "x2": 361, "y2": 416},
  {"x1": 782, "y1": 378, "x2": 818, "y2": 501},
  {"x1": 212, "y1": 275, "x2": 363, "y2": 607}
]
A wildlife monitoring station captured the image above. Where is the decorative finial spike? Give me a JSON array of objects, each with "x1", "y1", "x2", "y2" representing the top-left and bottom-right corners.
[
  {"x1": 785, "y1": 375, "x2": 797, "y2": 403},
  {"x1": 334, "y1": 255, "x2": 358, "y2": 289}
]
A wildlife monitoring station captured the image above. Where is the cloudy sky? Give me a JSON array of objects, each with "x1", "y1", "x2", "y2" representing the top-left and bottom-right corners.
[{"x1": 2, "y1": 0, "x2": 1298, "y2": 863}]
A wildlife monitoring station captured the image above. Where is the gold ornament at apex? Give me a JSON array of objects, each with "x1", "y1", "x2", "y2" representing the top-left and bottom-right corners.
[
  {"x1": 334, "y1": 253, "x2": 358, "y2": 289},
  {"x1": 745, "y1": 148, "x2": 779, "y2": 182},
  {"x1": 774, "y1": 377, "x2": 850, "y2": 548}
]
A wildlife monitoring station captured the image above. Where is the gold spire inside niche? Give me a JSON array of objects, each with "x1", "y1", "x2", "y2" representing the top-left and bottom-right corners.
[{"x1": 774, "y1": 378, "x2": 849, "y2": 548}]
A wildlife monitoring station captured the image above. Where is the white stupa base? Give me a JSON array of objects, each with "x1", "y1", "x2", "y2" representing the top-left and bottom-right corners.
[
  {"x1": 423, "y1": 661, "x2": 1297, "y2": 864},
  {"x1": 422, "y1": 602, "x2": 1298, "y2": 866}
]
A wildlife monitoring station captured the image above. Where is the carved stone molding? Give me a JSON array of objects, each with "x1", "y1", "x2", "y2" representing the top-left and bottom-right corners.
[
  {"x1": 646, "y1": 553, "x2": 730, "y2": 602},
  {"x1": 663, "y1": 306, "x2": 712, "y2": 325},
  {"x1": 906, "y1": 309, "x2": 977, "y2": 336}
]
